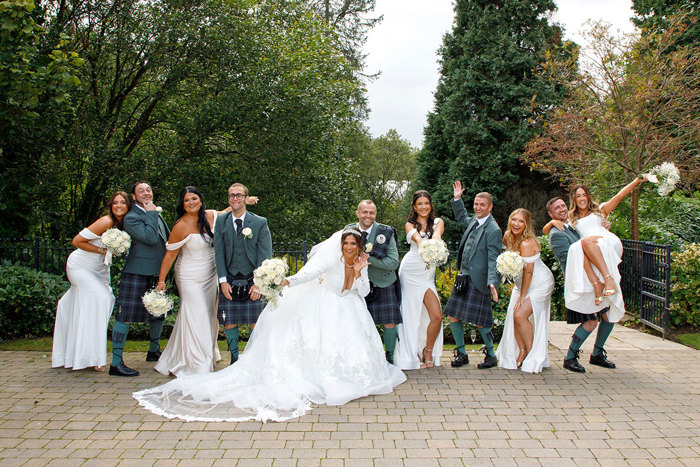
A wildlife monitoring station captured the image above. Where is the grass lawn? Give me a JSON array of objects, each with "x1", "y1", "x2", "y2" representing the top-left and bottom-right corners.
[
  {"x1": 676, "y1": 333, "x2": 700, "y2": 350},
  {"x1": 0, "y1": 339, "x2": 489, "y2": 353}
]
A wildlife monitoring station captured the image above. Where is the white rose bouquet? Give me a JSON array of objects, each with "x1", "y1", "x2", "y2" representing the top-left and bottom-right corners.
[
  {"x1": 101, "y1": 228, "x2": 131, "y2": 256},
  {"x1": 142, "y1": 289, "x2": 174, "y2": 317},
  {"x1": 418, "y1": 238, "x2": 450, "y2": 268},
  {"x1": 253, "y1": 258, "x2": 289, "y2": 306},
  {"x1": 101, "y1": 228, "x2": 131, "y2": 265},
  {"x1": 648, "y1": 162, "x2": 681, "y2": 196},
  {"x1": 496, "y1": 251, "x2": 524, "y2": 282}
]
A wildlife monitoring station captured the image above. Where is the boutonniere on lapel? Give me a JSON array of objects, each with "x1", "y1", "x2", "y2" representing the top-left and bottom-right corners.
[
  {"x1": 365, "y1": 243, "x2": 373, "y2": 253},
  {"x1": 241, "y1": 227, "x2": 253, "y2": 239},
  {"x1": 155, "y1": 206, "x2": 163, "y2": 213}
]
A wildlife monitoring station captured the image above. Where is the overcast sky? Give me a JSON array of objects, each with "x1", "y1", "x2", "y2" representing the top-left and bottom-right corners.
[{"x1": 362, "y1": 0, "x2": 637, "y2": 148}]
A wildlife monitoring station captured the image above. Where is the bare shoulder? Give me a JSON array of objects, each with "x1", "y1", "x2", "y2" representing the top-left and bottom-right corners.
[
  {"x1": 404, "y1": 222, "x2": 415, "y2": 233},
  {"x1": 86, "y1": 215, "x2": 114, "y2": 236},
  {"x1": 520, "y1": 238, "x2": 540, "y2": 256}
]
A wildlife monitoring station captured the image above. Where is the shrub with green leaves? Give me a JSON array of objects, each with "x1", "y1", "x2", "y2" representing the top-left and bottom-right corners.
[
  {"x1": 0, "y1": 261, "x2": 69, "y2": 339},
  {"x1": 670, "y1": 243, "x2": 700, "y2": 327}
]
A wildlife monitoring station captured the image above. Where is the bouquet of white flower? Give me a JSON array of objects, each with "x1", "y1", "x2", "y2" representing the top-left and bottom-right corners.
[
  {"x1": 101, "y1": 228, "x2": 131, "y2": 256},
  {"x1": 418, "y1": 238, "x2": 450, "y2": 268},
  {"x1": 253, "y1": 258, "x2": 289, "y2": 306},
  {"x1": 142, "y1": 289, "x2": 174, "y2": 317},
  {"x1": 496, "y1": 251, "x2": 524, "y2": 282},
  {"x1": 648, "y1": 162, "x2": 681, "y2": 196}
]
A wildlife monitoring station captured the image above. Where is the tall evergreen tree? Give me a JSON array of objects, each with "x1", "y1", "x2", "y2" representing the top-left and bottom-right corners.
[
  {"x1": 632, "y1": 0, "x2": 699, "y2": 45},
  {"x1": 415, "y1": 0, "x2": 567, "y2": 235}
]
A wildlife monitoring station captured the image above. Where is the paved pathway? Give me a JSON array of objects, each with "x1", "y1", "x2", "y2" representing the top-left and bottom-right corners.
[{"x1": 1, "y1": 322, "x2": 699, "y2": 466}]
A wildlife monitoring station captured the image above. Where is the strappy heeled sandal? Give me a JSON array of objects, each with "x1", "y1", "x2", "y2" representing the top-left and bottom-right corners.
[
  {"x1": 603, "y1": 274, "x2": 617, "y2": 297},
  {"x1": 593, "y1": 280, "x2": 605, "y2": 306},
  {"x1": 422, "y1": 347, "x2": 434, "y2": 368}
]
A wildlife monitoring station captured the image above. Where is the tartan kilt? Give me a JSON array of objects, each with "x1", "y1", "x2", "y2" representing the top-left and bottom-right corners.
[
  {"x1": 567, "y1": 306, "x2": 610, "y2": 324},
  {"x1": 116, "y1": 272, "x2": 162, "y2": 323},
  {"x1": 218, "y1": 293, "x2": 265, "y2": 325},
  {"x1": 366, "y1": 285, "x2": 402, "y2": 325},
  {"x1": 443, "y1": 275, "x2": 493, "y2": 327}
]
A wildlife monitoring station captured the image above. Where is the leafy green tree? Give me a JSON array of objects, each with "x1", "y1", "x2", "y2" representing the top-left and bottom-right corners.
[
  {"x1": 632, "y1": 0, "x2": 699, "y2": 45},
  {"x1": 414, "y1": 0, "x2": 567, "y2": 240},
  {"x1": 0, "y1": 0, "x2": 83, "y2": 236}
]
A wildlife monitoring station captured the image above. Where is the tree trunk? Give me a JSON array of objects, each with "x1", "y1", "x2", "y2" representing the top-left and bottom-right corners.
[{"x1": 630, "y1": 188, "x2": 640, "y2": 241}]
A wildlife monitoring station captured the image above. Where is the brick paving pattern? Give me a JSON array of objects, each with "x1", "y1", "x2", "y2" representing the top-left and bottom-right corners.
[{"x1": 1, "y1": 322, "x2": 699, "y2": 466}]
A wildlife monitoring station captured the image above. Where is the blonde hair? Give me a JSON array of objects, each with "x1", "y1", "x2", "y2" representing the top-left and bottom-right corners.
[
  {"x1": 568, "y1": 184, "x2": 604, "y2": 227},
  {"x1": 503, "y1": 208, "x2": 537, "y2": 252}
]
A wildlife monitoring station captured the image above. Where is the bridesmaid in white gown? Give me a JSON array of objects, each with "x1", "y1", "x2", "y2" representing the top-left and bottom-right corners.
[
  {"x1": 395, "y1": 190, "x2": 444, "y2": 370},
  {"x1": 134, "y1": 228, "x2": 406, "y2": 422},
  {"x1": 543, "y1": 175, "x2": 650, "y2": 322},
  {"x1": 52, "y1": 191, "x2": 131, "y2": 371},
  {"x1": 154, "y1": 186, "x2": 221, "y2": 376},
  {"x1": 496, "y1": 209, "x2": 554, "y2": 373}
]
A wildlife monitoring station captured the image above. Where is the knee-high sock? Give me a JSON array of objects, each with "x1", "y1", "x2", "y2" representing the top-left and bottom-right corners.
[
  {"x1": 478, "y1": 327, "x2": 495, "y2": 357},
  {"x1": 224, "y1": 327, "x2": 239, "y2": 360},
  {"x1": 383, "y1": 326, "x2": 397, "y2": 355},
  {"x1": 148, "y1": 318, "x2": 164, "y2": 353},
  {"x1": 592, "y1": 321, "x2": 614, "y2": 356},
  {"x1": 450, "y1": 321, "x2": 466, "y2": 355},
  {"x1": 566, "y1": 324, "x2": 592, "y2": 360},
  {"x1": 111, "y1": 321, "x2": 130, "y2": 366}
]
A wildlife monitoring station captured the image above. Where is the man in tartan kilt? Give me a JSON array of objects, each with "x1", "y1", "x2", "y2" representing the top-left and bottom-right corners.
[
  {"x1": 547, "y1": 197, "x2": 616, "y2": 373},
  {"x1": 214, "y1": 183, "x2": 272, "y2": 364},
  {"x1": 443, "y1": 182, "x2": 502, "y2": 369},
  {"x1": 347, "y1": 200, "x2": 401, "y2": 364},
  {"x1": 110, "y1": 181, "x2": 170, "y2": 377}
]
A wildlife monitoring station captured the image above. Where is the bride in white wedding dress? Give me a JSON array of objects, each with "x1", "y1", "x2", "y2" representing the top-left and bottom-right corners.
[{"x1": 133, "y1": 227, "x2": 406, "y2": 422}]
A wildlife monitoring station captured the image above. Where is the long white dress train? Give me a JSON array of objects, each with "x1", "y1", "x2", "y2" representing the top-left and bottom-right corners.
[
  {"x1": 52, "y1": 228, "x2": 114, "y2": 370},
  {"x1": 565, "y1": 213, "x2": 625, "y2": 322},
  {"x1": 154, "y1": 220, "x2": 221, "y2": 376},
  {"x1": 133, "y1": 231, "x2": 406, "y2": 422},
  {"x1": 496, "y1": 253, "x2": 554, "y2": 373},
  {"x1": 394, "y1": 222, "x2": 444, "y2": 370}
]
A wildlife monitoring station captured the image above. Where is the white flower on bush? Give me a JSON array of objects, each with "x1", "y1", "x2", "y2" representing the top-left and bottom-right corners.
[
  {"x1": 253, "y1": 258, "x2": 289, "y2": 306},
  {"x1": 496, "y1": 251, "x2": 524, "y2": 282},
  {"x1": 418, "y1": 239, "x2": 449, "y2": 268},
  {"x1": 142, "y1": 289, "x2": 174, "y2": 317},
  {"x1": 649, "y1": 162, "x2": 681, "y2": 197},
  {"x1": 242, "y1": 227, "x2": 253, "y2": 239},
  {"x1": 101, "y1": 228, "x2": 131, "y2": 256}
]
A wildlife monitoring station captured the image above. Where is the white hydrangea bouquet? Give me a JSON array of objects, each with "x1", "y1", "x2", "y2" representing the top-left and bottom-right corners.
[
  {"x1": 496, "y1": 250, "x2": 524, "y2": 282},
  {"x1": 648, "y1": 162, "x2": 681, "y2": 196},
  {"x1": 101, "y1": 228, "x2": 131, "y2": 265},
  {"x1": 142, "y1": 289, "x2": 174, "y2": 317},
  {"x1": 418, "y1": 238, "x2": 450, "y2": 268},
  {"x1": 253, "y1": 258, "x2": 289, "y2": 306}
]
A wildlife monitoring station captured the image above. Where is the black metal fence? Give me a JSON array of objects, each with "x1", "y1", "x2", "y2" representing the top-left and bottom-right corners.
[
  {"x1": 1, "y1": 237, "x2": 671, "y2": 334},
  {"x1": 620, "y1": 239, "x2": 672, "y2": 337}
]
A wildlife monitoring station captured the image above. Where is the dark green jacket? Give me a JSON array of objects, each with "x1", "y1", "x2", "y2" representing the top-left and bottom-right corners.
[
  {"x1": 548, "y1": 225, "x2": 581, "y2": 275},
  {"x1": 347, "y1": 222, "x2": 399, "y2": 288},
  {"x1": 122, "y1": 207, "x2": 169, "y2": 276},
  {"x1": 214, "y1": 211, "x2": 272, "y2": 280},
  {"x1": 451, "y1": 198, "x2": 502, "y2": 295}
]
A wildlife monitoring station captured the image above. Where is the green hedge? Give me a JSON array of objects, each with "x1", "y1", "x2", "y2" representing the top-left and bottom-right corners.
[
  {"x1": 0, "y1": 262, "x2": 69, "y2": 340},
  {"x1": 670, "y1": 243, "x2": 700, "y2": 327}
]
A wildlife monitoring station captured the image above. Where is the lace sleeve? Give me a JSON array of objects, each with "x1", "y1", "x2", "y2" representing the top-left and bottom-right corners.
[{"x1": 354, "y1": 267, "x2": 370, "y2": 297}]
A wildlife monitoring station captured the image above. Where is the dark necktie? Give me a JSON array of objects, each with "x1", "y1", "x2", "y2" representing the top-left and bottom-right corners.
[
  {"x1": 361, "y1": 231, "x2": 368, "y2": 243},
  {"x1": 235, "y1": 218, "x2": 243, "y2": 235}
]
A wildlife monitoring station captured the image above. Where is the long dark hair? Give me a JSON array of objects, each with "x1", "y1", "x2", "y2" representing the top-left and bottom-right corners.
[
  {"x1": 407, "y1": 190, "x2": 436, "y2": 239},
  {"x1": 341, "y1": 227, "x2": 365, "y2": 257},
  {"x1": 176, "y1": 186, "x2": 213, "y2": 242},
  {"x1": 568, "y1": 184, "x2": 603, "y2": 227},
  {"x1": 105, "y1": 191, "x2": 131, "y2": 230}
]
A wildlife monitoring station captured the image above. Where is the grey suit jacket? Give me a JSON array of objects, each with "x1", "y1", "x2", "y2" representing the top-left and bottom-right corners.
[
  {"x1": 451, "y1": 198, "x2": 502, "y2": 295},
  {"x1": 214, "y1": 211, "x2": 272, "y2": 280},
  {"x1": 548, "y1": 225, "x2": 581, "y2": 276},
  {"x1": 122, "y1": 207, "x2": 169, "y2": 276}
]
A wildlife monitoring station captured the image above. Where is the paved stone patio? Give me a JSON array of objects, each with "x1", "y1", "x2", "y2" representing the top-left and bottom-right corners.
[{"x1": 1, "y1": 322, "x2": 699, "y2": 466}]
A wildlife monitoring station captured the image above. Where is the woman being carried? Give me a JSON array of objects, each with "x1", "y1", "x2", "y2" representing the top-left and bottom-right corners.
[
  {"x1": 543, "y1": 175, "x2": 649, "y2": 322},
  {"x1": 496, "y1": 209, "x2": 553, "y2": 373},
  {"x1": 133, "y1": 227, "x2": 406, "y2": 422},
  {"x1": 395, "y1": 190, "x2": 445, "y2": 369}
]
